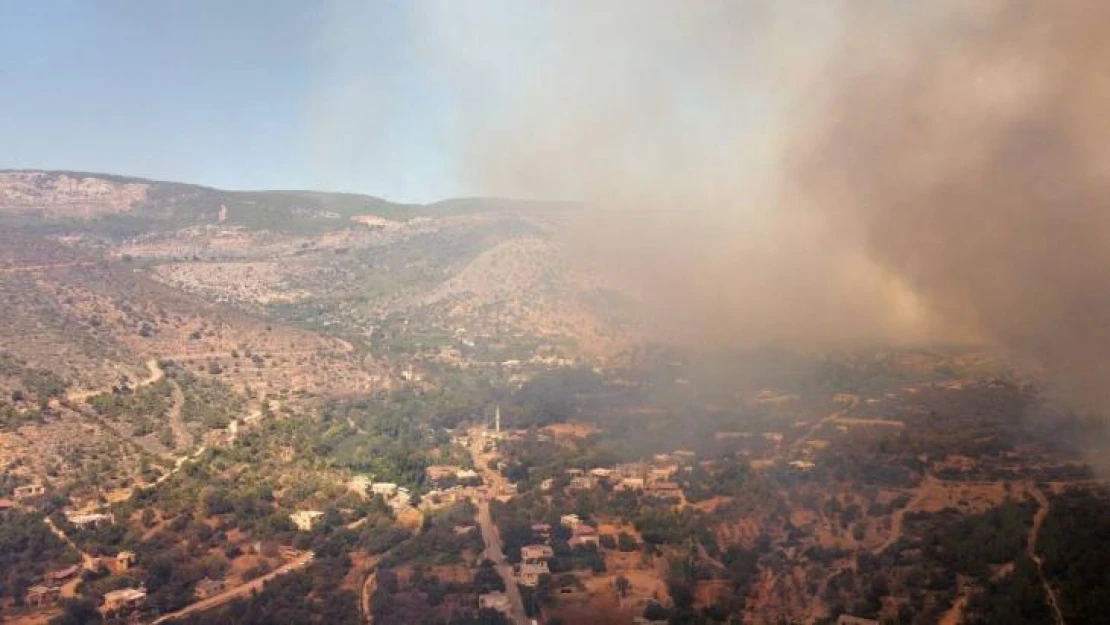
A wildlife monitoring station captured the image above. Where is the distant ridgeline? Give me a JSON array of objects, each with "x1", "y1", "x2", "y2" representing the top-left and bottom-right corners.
[{"x1": 0, "y1": 169, "x2": 574, "y2": 237}]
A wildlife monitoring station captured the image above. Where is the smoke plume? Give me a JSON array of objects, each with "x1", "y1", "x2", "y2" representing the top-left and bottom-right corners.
[
  {"x1": 398, "y1": 1, "x2": 934, "y2": 348},
  {"x1": 317, "y1": 1, "x2": 1110, "y2": 409},
  {"x1": 797, "y1": 0, "x2": 1110, "y2": 410}
]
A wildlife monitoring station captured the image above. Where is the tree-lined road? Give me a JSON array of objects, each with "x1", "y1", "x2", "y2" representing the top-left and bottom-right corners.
[{"x1": 468, "y1": 427, "x2": 529, "y2": 625}]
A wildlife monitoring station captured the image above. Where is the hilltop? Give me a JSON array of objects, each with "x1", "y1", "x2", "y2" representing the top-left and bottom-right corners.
[{"x1": 0, "y1": 169, "x2": 569, "y2": 236}]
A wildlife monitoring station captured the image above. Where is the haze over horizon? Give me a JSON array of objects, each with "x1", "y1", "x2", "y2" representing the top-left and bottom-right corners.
[
  {"x1": 4, "y1": 5, "x2": 1110, "y2": 624},
  {"x1": 5, "y1": 0, "x2": 1110, "y2": 415},
  {"x1": 0, "y1": 1, "x2": 831, "y2": 204}
]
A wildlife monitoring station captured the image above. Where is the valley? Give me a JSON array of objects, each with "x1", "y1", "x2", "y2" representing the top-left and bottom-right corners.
[{"x1": 1, "y1": 171, "x2": 1109, "y2": 625}]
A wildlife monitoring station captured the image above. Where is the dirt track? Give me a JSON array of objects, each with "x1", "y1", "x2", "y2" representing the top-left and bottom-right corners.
[
  {"x1": 151, "y1": 551, "x2": 314, "y2": 624},
  {"x1": 1026, "y1": 484, "x2": 1065, "y2": 625}
]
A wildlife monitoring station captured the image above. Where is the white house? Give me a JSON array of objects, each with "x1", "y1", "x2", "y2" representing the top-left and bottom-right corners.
[
  {"x1": 290, "y1": 510, "x2": 324, "y2": 532},
  {"x1": 371, "y1": 482, "x2": 399, "y2": 497}
]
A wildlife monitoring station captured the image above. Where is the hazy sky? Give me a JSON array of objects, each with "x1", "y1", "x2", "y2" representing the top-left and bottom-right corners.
[
  {"x1": 0, "y1": 1, "x2": 831, "y2": 204},
  {"x1": 0, "y1": 1, "x2": 460, "y2": 202}
]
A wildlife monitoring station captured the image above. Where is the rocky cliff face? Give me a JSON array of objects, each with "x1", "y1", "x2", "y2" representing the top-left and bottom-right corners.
[{"x1": 0, "y1": 171, "x2": 148, "y2": 217}]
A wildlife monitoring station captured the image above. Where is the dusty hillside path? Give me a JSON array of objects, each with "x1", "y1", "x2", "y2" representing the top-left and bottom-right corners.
[
  {"x1": 360, "y1": 565, "x2": 378, "y2": 624},
  {"x1": 165, "y1": 375, "x2": 192, "y2": 451},
  {"x1": 358, "y1": 514, "x2": 428, "y2": 624},
  {"x1": 150, "y1": 551, "x2": 315, "y2": 624},
  {"x1": 1027, "y1": 483, "x2": 1066, "y2": 625},
  {"x1": 68, "y1": 358, "x2": 194, "y2": 456},
  {"x1": 791, "y1": 395, "x2": 859, "y2": 455},
  {"x1": 873, "y1": 474, "x2": 935, "y2": 554},
  {"x1": 66, "y1": 358, "x2": 164, "y2": 403},
  {"x1": 42, "y1": 515, "x2": 98, "y2": 571},
  {"x1": 938, "y1": 591, "x2": 970, "y2": 625}
]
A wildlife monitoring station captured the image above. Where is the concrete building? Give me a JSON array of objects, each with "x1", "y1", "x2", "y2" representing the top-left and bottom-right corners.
[
  {"x1": 617, "y1": 477, "x2": 646, "y2": 491},
  {"x1": 14, "y1": 483, "x2": 45, "y2": 499},
  {"x1": 115, "y1": 551, "x2": 136, "y2": 572},
  {"x1": 649, "y1": 466, "x2": 678, "y2": 481},
  {"x1": 26, "y1": 585, "x2": 60, "y2": 607},
  {"x1": 615, "y1": 462, "x2": 647, "y2": 479},
  {"x1": 589, "y1": 468, "x2": 614, "y2": 480},
  {"x1": 290, "y1": 510, "x2": 324, "y2": 532},
  {"x1": 349, "y1": 475, "x2": 373, "y2": 496},
  {"x1": 521, "y1": 544, "x2": 554, "y2": 562},
  {"x1": 560, "y1": 514, "x2": 582, "y2": 529},
  {"x1": 568, "y1": 476, "x2": 597, "y2": 491},
  {"x1": 426, "y1": 465, "x2": 462, "y2": 481},
  {"x1": 519, "y1": 561, "x2": 550, "y2": 586},
  {"x1": 371, "y1": 482, "x2": 399, "y2": 497},
  {"x1": 45, "y1": 565, "x2": 80, "y2": 585},
  {"x1": 101, "y1": 587, "x2": 146, "y2": 614},
  {"x1": 646, "y1": 481, "x2": 682, "y2": 497},
  {"x1": 479, "y1": 591, "x2": 511, "y2": 613},
  {"x1": 195, "y1": 577, "x2": 227, "y2": 599},
  {"x1": 569, "y1": 524, "x2": 600, "y2": 548},
  {"x1": 65, "y1": 512, "x2": 113, "y2": 529}
]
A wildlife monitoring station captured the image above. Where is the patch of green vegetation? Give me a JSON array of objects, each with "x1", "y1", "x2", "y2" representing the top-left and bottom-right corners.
[
  {"x1": 918, "y1": 499, "x2": 1036, "y2": 579},
  {"x1": 1040, "y1": 489, "x2": 1110, "y2": 623},
  {"x1": 0, "y1": 510, "x2": 80, "y2": 602},
  {"x1": 87, "y1": 378, "x2": 173, "y2": 437},
  {"x1": 0, "y1": 350, "x2": 69, "y2": 408},
  {"x1": 964, "y1": 555, "x2": 1050, "y2": 625},
  {"x1": 169, "y1": 367, "x2": 245, "y2": 430}
]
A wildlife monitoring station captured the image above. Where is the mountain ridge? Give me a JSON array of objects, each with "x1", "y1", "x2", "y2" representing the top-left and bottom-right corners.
[{"x1": 0, "y1": 169, "x2": 571, "y2": 229}]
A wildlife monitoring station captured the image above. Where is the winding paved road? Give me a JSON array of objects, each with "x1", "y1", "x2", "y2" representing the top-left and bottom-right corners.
[
  {"x1": 476, "y1": 500, "x2": 529, "y2": 625},
  {"x1": 468, "y1": 427, "x2": 529, "y2": 625}
]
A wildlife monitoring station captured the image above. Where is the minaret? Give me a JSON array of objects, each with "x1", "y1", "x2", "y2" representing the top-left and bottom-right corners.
[{"x1": 495, "y1": 404, "x2": 501, "y2": 434}]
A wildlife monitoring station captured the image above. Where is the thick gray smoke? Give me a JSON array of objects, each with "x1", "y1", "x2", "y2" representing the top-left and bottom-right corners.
[
  {"x1": 798, "y1": 0, "x2": 1110, "y2": 411},
  {"x1": 315, "y1": 1, "x2": 1110, "y2": 410},
  {"x1": 392, "y1": 1, "x2": 936, "y2": 348}
]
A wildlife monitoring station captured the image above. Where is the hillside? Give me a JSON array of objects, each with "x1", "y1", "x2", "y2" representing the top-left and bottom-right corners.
[
  {"x1": 0, "y1": 170, "x2": 640, "y2": 508},
  {"x1": 2, "y1": 170, "x2": 1108, "y2": 625},
  {"x1": 0, "y1": 169, "x2": 567, "y2": 236},
  {"x1": 0, "y1": 170, "x2": 640, "y2": 363}
]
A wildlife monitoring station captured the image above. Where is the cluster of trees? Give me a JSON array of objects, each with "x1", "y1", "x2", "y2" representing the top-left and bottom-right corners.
[
  {"x1": 0, "y1": 352, "x2": 68, "y2": 431},
  {"x1": 963, "y1": 556, "x2": 1050, "y2": 624},
  {"x1": 0, "y1": 510, "x2": 78, "y2": 603},
  {"x1": 322, "y1": 396, "x2": 444, "y2": 490},
  {"x1": 181, "y1": 561, "x2": 360, "y2": 625},
  {"x1": 1039, "y1": 489, "x2": 1110, "y2": 622},
  {"x1": 681, "y1": 462, "x2": 768, "y2": 504},
  {"x1": 369, "y1": 502, "x2": 514, "y2": 624},
  {"x1": 379, "y1": 503, "x2": 480, "y2": 569},
  {"x1": 918, "y1": 499, "x2": 1035, "y2": 579},
  {"x1": 659, "y1": 549, "x2": 734, "y2": 625},
  {"x1": 0, "y1": 350, "x2": 68, "y2": 409},
  {"x1": 373, "y1": 561, "x2": 509, "y2": 623},
  {"x1": 632, "y1": 507, "x2": 702, "y2": 548},
  {"x1": 170, "y1": 367, "x2": 245, "y2": 430},
  {"x1": 505, "y1": 366, "x2": 602, "y2": 428},
  {"x1": 87, "y1": 377, "x2": 172, "y2": 437},
  {"x1": 0, "y1": 402, "x2": 47, "y2": 432}
]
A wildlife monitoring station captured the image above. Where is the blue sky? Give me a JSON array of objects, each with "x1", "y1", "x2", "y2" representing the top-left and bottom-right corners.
[
  {"x1": 0, "y1": 1, "x2": 459, "y2": 202},
  {"x1": 0, "y1": 2, "x2": 840, "y2": 204}
]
